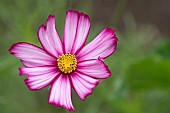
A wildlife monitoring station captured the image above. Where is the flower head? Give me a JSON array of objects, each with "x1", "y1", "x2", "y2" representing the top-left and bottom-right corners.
[{"x1": 9, "y1": 10, "x2": 118, "y2": 111}]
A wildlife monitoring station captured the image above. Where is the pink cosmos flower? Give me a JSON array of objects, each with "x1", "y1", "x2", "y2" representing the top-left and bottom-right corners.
[{"x1": 9, "y1": 10, "x2": 118, "y2": 111}]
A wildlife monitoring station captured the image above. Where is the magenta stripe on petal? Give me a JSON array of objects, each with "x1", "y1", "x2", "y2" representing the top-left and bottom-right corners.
[
  {"x1": 76, "y1": 28, "x2": 118, "y2": 61},
  {"x1": 24, "y1": 68, "x2": 60, "y2": 90},
  {"x1": 9, "y1": 42, "x2": 56, "y2": 67},
  {"x1": 38, "y1": 15, "x2": 63, "y2": 58},
  {"x1": 76, "y1": 58, "x2": 111, "y2": 79},
  {"x1": 49, "y1": 74, "x2": 75, "y2": 111},
  {"x1": 64, "y1": 10, "x2": 90, "y2": 54},
  {"x1": 70, "y1": 72, "x2": 100, "y2": 100}
]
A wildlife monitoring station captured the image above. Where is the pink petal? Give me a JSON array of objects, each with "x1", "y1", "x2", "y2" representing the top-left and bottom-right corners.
[
  {"x1": 9, "y1": 42, "x2": 56, "y2": 67},
  {"x1": 19, "y1": 66, "x2": 57, "y2": 76},
  {"x1": 49, "y1": 74, "x2": 75, "y2": 111},
  {"x1": 70, "y1": 72, "x2": 100, "y2": 100},
  {"x1": 63, "y1": 10, "x2": 78, "y2": 54},
  {"x1": 38, "y1": 15, "x2": 63, "y2": 58},
  {"x1": 71, "y1": 12, "x2": 90, "y2": 54},
  {"x1": 20, "y1": 67, "x2": 60, "y2": 90},
  {"x1": 64, "y1": 10, "x2": 90, "y2": 54},
  {"x1": 76, "y1": 59, "x2": 111, "y2": 79},
  {"x1": 76, "y1": 28, "x2": 118, "y2": 61}
]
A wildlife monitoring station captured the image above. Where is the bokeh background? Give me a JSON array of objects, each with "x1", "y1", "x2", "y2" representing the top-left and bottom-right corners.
[{"x1": 0, "y1": 0, "x2": 170, "y2": 113}]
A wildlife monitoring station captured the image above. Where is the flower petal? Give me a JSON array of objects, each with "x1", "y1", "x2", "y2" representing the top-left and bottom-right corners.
[
  {"x1": 64, "y1": 10, "x2": 90, "y2": 54},
  {"x1": 9, "y1": 42, "x2": 56, "y2": 67},
  {"x1": 63, "y1": 10, "x2": 78, "y2": 53},
  {"x1": 76, "y1": 28, "x2": 118, "y2": 61},
  {"x1": 70, "y1": 72, "x2": 100, "y2": 100},
  {"x1": 71, "y1": 12, "x2": 90, "y2": 54},
  {"x1": 76, "y1": 59, "x2": 111, "y2": 79},
  {"x1": 19, "y1": 66, "x2": 57, "y2": 76},
  {"x1": 38, "y1": 15, "x2": 63, "y2": 58},
  {"x1": 20, "y1": 67, "x2": 60, "y2": 90},
  {"x1": 49, "y1": 74, "x2": 75, "y2": 111}
]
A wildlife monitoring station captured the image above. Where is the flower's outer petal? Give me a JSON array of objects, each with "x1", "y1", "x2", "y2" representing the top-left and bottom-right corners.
[
  {"x1": 64, "y1": 10, "x2": 90, "y2": 54},
  {"x1": 70, "y1": 72, "x2": 100, "y2": 100},
  {"x1": 71, "y1": 12, "x2": 90, "y2": 54},
  {"x1": 19, "y1": 66, "x2": 57, "y2": 76},
  {"x1": 76, "y1": 58, "x2": 111, "y2": 79},
  {"x1": 38, "y1": 15, "x2": 63, "y2": 58},
  {"x1": 76, "y1": 28, "x2": 118, "y2": 61},
  {"x1": 19, "y1": 67, "x2": 60, "y2": 90},
  {"x1": 64, "y1": 10, "x2": 79, "y2": 54},
  {"x1": 49, "y1": 74, "x2": 75, "y2": 111},
  {"x1": 9, "y1": 42, "x2": 56, "y2": 67}
]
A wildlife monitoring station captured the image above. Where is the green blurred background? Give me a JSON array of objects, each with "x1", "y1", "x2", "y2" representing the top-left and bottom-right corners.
[{"x1": 0, "y1": 0, "x2": 170, "y2": 113}]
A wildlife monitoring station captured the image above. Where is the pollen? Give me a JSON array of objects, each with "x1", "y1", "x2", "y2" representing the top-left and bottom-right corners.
[{"x1": 57, "y1": 52, "x2": 77, "y2": 74}]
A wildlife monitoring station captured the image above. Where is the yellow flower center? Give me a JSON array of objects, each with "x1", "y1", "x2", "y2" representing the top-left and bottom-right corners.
[{"x1": 57, "y1": 53, "x2": 77, "y2": 74}]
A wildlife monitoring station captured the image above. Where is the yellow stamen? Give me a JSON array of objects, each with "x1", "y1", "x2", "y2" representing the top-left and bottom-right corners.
[{"x1": 57, "y1": 52, "x2": 77, "y2": 74}]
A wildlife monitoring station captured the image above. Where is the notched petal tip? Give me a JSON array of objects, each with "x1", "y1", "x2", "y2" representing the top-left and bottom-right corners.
[
  {"x1": 37, "y1": 25, "x2": 46, "y2": 40},
  {"x1": 98, "y1": 59, "x2": 111, "y2": 78},
  {"x1": 105, "y1": 27, "x2": 116, "y2": 34},
  {"x1": 66, "y1": 10, "x2": 79, "y2": 15},
  {"x1": 49, "y1": 101, "x2": 76, "y2": 112},
  {"x1": 47, "y1": 14, "x2": 55, "y2": 25},
  {"x1": 97, "y1": 58, "x2": 112, "y2": 78},
  {"x1": 18, "y1": 67, "x2": 24, "y2": 76},
  {"x1": 38, "y1": 14, "x2": 55, "y2": 31},
  {"x1": 24, "y1": 79, "x2": 39, "y2": 91},
  {"x1": 37, "y1": 25, "x2": 46, "y2": 44},
  {"x1": 105, "y1": 28, "x2": 118, "y2": 40},
  {"x1": 38, "y1": 24, "x2": 46, "y2": 31},
  {"x1": 115, "y1": 36, "x2": 119, "y2": 42},
  {"x1": 48, "y1": 75, "x2": 75, "y2": 111},
  {"x1": 81, "y1": 79, "x2": 101, "y2": 101},
  {"x1": 104, "y1": 27, "x2": 119, "y2": 54},
  {"x1": 48, "y1": 14, "x2": 55, "y2": 19},
  {"x1": 8, "y1": 44, "x2": 15, "y2": 53},
  {"x1": 66, "y1": 10, "x2": 90, "y2": 18},
  {"x1": 79, "y1": 12, "x2": 90, "y2": 19},
  {"x1": 105, "y1": 28, "x2": 119, "y2": 41},
  {"x1": 37, "y1": 14, "x2": 55, "y2": 34},
  {"x1": 8, "y1": 42, "x2": 25, "y2": 54}
]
